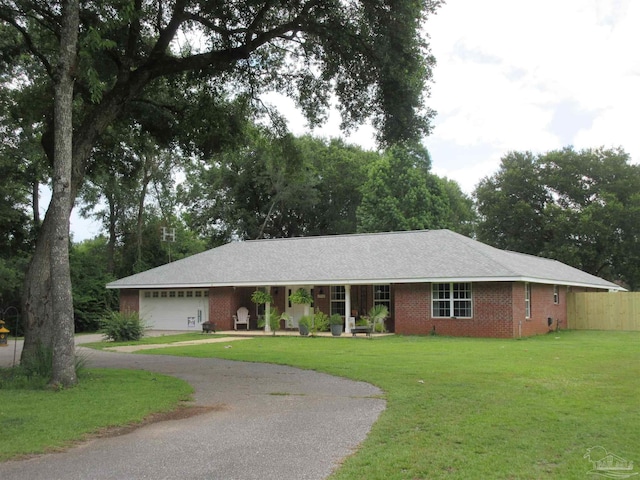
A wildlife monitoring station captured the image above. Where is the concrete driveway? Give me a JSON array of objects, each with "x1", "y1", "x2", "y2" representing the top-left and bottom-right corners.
[{"x1": 1, "y1": 335, "x2": 385, "y2": 480}]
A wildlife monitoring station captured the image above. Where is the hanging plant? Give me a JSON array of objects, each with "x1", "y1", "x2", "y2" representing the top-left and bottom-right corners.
[
  {"x1": 289, "y1": 288, "x2": 313, "y2": 305},
  {"x1": 251, "y1": 289, "x2": 273, "y2": 305}
]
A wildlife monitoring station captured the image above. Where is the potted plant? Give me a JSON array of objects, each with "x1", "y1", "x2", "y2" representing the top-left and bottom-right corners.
[
  {"x1": 310, "y1": 310, "x2": 329, "y2": 336},
  {"x1": 289, "y1": 288, "x2": 314, "y2": 334},
  {"x1": 298, "y1": 315, "x2": 311, "y2": 336},
  {"x1": 329, "y1": 313, "x2": 343, "y2": 336}
]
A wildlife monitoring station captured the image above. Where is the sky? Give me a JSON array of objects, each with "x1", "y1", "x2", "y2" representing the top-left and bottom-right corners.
[{"x1": 68, "y1": 0, "x2": 640, "y2": 240}]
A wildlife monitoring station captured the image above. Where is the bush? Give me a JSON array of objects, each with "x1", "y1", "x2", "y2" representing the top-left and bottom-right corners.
[
  {"x1": 100, "y1": 310, "x2": 148, "y2": 342},
  {"x1": 311, "y1": 310, "x2": 330, "y2": 335}
]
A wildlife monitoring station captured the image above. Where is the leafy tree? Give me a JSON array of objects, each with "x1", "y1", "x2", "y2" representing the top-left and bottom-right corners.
[
  {"x1": 474, "y1": 151, "x2": 551, "y2": 255},
  {"x1": 540, "y1": 147, "x2": 640, "y2": 285},
  {"x1": 438, "y1": 177, "x2": 477, "y2": 237},
  {"x1": 181, "y1": 126, "x2": 312, "y2": 242},
  {"x1": 474, "y1": 147, "x2": 640, "y2": 289},
  {"x1": 1, "y1": 0, "x2": 443, "y2": 374},
  {"x1": 181, "y1": 131, "x2": 380, "y2": 242},
  {"x1": 116, "y1": 214, "x2": 207, "y2": 278},
  {"x1": 69, "y1": 237, "x2": 118, "y2": 332},
  {"x1": 357, "y1": 142, "x2": 450, "y2": 232},
  {"x1": 298, "y1": 136, "x2": 378, "y2": 236}
]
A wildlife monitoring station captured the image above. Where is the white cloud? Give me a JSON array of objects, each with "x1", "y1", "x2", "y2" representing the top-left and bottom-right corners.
[
  {"x1": 425, "y1": 0, "x2": 640, "y2": 192},
  {"x1": 66, "y1": 1, "x2": 639, "y2": 239}
]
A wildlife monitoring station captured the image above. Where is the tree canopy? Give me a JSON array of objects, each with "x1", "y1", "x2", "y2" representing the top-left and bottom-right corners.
[
  {"x1": 474, "y1": 147, "x2": 640, "y2": 289},
  {"x1": 1, "y1": 0, "x2": 444, "y2": 379}
]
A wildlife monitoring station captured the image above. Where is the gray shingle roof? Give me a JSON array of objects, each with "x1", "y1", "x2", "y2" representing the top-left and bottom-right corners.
[{"x1": 106, "y1": 229, "x2": 623, "y2": 290}]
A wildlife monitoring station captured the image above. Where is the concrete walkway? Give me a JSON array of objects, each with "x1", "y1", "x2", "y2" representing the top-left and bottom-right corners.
[{"x1": 1, "y1": 333, "x2": 385, "y2": 480}]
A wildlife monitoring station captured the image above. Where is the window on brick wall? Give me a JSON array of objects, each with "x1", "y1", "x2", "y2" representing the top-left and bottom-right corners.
[
  {"x1": 525, "y1": 283, "x2": 532, "y2": 318},
  {"x1": 553, "y1": 285, "x2": 559, "y2": 304},
  {"x1": 432, "y1": 283, "x2": 472, "y2": 318}
]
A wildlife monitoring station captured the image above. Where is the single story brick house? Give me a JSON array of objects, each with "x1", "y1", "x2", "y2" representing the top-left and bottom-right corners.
[{"x1": 106, "y1": 229, "x2": 623, "y2": 338}]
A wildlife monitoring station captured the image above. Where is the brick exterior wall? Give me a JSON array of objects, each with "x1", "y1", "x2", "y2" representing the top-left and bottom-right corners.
[
  {"x1": 395, "y1": 281, "x2": 568, "y2": 338},
  {"x1": 119, "y1": 289, "x2": 139, "y2": 313},
  {"x1": 117, "y1": 281, "x2": 569, "y2": 337},
  {"x1": 209, "y1": 287, "x2": 236, "y2": 330},
  {"x1": 515, "y1": 282, "x2": 566, "y2": 337}
]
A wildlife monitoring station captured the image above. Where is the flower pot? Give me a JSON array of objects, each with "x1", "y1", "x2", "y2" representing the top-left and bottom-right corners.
[
  {"x1": 299, "y1": 324, "x2": 309, "y2": 336},
  {"x1": 331, "y1": 324, "x2": 342, "y2": 336}
]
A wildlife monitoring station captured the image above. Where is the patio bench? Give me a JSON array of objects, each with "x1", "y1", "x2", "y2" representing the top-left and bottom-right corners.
[{"x1": 351, "y1": 326, "x2": 372, "y2": 338}]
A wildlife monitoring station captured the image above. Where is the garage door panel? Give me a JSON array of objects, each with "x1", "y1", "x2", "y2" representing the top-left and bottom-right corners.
[{"x1": 139, "y1": 291, "x2": 209, "y2": 331}]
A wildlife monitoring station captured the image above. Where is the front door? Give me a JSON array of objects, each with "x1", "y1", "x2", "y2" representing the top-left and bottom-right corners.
[{"x1": 285, "y1": 286, "x2": 312, "y2": 328}]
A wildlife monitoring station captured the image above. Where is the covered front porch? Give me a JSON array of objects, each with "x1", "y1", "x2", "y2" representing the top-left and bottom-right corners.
[{"x1": 218, "y1": 284, "x2": 395, "y2": 334}]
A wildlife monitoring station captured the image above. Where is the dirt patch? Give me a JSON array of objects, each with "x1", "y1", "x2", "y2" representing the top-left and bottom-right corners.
[{"x1": 90, "y1": 404, "x2": 227, "y2": 439}]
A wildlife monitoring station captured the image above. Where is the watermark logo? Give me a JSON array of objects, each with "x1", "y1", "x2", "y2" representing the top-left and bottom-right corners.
[{"x1": 584, "y1": 446, "x2": 638, "y2": 479}]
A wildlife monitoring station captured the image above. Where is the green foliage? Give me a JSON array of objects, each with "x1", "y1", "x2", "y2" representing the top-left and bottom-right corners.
[
  {"x1": 298, "y1": 315, "x2": 312, "y2": 328},
  {"x1": 329, "y1": 313, "x2": 344, "y2": 326},
  {"x1": 0, "y1": 369, "x2": 192, "y2": 461},
  {"x1": 251, "y1": 289, "x2": 274, "y2": 305},
  {"x1": 70, "y1": 237, "x2": 119, "y2": 332},
  {"x1": 474, "y1": 151, "x2": 550, "y2": 255},
  {"x1": 257, "y1": 306, "x2": 281, "y2": 335},
  {"x1": 100, "y1": 310, "x2": 148, "y2": 342},
  {"x1": 357, "y1": 142, "x2": 458, "y2": 233},
  {"x1": 474, "y1": 146, "x2": 640, "y2": 289},
  {"x1": 289, "y1": 288, "x2": 313, "y2": 305},
  {"x1": 363, "y1": 304, "x2": 389, "y2": 333},
  {"x1": 181, "y1": 130, "x2": 378, "y2": 242},
  {"x1": 311, "y1": 310, "x2": 330, "y2": 335},
  {"x1": 7, "y1": 343, "x2": 87, "y2": 389}
]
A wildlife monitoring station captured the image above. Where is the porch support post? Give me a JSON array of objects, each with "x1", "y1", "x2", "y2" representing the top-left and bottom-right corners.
[
  {"x1": 345, "y1": 285, "x2": 352, "y2": 334},
  {"x1": 265, "y1": 286, "x2": 271, "y2": 333}
]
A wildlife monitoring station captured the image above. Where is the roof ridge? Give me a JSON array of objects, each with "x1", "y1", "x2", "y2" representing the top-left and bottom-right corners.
[{"x1": 243, "y1": 229, "x2": 435, "y2": 244}]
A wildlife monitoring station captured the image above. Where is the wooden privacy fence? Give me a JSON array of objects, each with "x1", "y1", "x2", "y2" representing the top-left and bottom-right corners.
[{"x1": 567, "y1": 292, "x2": 640, "y2": 331}]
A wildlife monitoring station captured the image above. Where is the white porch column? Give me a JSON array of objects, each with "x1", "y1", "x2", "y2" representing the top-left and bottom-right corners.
[
  {"x1": 345, "y1": 285, "x2": 352, "y2": 334},
  {"x1": 265, "y1": 286, "x2": 271, "y2": 333}
]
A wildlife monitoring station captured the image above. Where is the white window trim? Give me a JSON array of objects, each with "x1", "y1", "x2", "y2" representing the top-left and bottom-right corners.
[
  {"x1": 373, "y1": 285, "x2": 391, "y2": 310},
  {"x1": 553, "y1": 285, "x2": 559, "y2": 305},
  {"x1": 330, "y1": 286, "x2": 346, "y2": 316},
  {"x1": 431, "y1": 282, "x2": 473, "y2": 319},
  {"x1": 525, "y1": 283, "x2": 532, "y2": 318}
]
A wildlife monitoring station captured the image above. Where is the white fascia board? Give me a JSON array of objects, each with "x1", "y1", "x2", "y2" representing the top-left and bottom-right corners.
[
  {"x1": 106, "y1": 283, "x2": 215, "y2": 290},
  {"x1": 107, "y1": 276, "x2": 623, "y2": 291}
]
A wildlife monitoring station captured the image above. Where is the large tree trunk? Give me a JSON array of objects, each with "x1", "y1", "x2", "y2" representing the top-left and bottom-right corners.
[
  {"x1": 48, "y1": 0, "x2": 79, "y2": 387},
  {"x1": 21, "y1": 214, "x2": 54, "y2": 361}
]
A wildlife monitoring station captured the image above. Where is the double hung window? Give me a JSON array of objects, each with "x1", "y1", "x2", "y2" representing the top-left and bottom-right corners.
[
  {"x1": 432, "y1": 283, "x2": 472, "y2": 318},
  {"x1": 331, "y1": 286, "x2": 346, "y2": 316},
  {"x1": 373, "y1": 285, "x2": 391, "y2": 311}
]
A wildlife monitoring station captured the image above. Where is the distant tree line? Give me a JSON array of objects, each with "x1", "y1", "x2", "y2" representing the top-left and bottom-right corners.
[{"x1": 475, "y1": 146, "x2": 640, "y2": 290}]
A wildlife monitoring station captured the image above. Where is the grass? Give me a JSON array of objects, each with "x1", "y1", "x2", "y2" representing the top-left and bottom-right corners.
[
  {"x1": 0, "y1": 368, "x2": 193, "y2": 461},
  {"x1": 134, "y1": 330, "x2": 640, "y2": 479}
]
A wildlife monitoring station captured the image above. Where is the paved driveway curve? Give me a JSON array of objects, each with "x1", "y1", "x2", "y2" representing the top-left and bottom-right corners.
[{"x1": 1, "y1": 337, "x2": 385, "y2": 480}]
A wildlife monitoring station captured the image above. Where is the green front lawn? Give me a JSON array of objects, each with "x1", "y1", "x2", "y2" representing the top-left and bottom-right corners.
[
  {"x1": 140, "y1": 331, "x2": 640, "y2": 479},
  {"x1": 0, "y1": 369, "x2": 193, "y2": 461}
]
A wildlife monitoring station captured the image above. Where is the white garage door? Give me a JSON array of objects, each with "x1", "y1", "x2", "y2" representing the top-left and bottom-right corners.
[{"x1": 139, "y1": 289, "x2": 209, "y2": 331}]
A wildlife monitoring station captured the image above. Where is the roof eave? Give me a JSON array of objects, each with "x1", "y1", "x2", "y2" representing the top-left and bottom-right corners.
[{"x1": 107, "y1": 276, "x2": 623, "y2": 291}]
